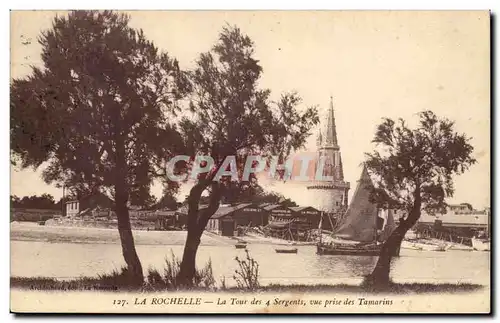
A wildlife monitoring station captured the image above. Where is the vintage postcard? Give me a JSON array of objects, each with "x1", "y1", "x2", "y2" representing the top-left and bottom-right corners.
[{"x1": 10, "y1": 10, "x2": 490, "y2": 314}]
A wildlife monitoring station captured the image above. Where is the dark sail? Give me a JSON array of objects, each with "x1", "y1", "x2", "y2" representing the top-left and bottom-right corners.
[{"x1": 333, "y1": 165, "x2": 378, "y2": 242}]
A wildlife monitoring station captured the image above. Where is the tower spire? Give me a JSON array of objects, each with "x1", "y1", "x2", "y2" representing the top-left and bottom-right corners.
[
  {"x1": 325, "y1": 96, "x2": 339, "y2": 148},
  {"x1": 307, "y1": 95, "x2": 350, "y2": 212}
]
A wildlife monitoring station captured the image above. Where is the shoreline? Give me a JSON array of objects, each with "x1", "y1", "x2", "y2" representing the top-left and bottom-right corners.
[
  {"x1": 11, "y1": 222, "x2": 478, "y2": 251},
  {"x1": 10, "y1": 222, "x2": 298, "y2": 247}
]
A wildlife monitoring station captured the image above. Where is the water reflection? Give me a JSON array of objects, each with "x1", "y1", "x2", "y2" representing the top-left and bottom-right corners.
[{"x1": 311, "y1": 255, "x2": 378, "y2": 278}]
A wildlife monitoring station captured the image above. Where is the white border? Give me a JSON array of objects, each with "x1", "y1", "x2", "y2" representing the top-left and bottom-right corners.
[{"x1": 2, "y1": 1, "x2": 498, "y2": 322}]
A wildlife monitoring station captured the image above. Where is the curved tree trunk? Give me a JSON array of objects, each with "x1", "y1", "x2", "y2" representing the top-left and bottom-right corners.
[
  {"x1": 365, "y1": 188, "x2": 422, "y2": 289},
  {"x1": 115, "y1": 185, "x2": 143, "y2": 287},
  {"x1": 177, "y1": 182, "x2": 222, "y2": 287},
  {"x1": 365, "y1": 225, "x2": 406, "y2": 287}
]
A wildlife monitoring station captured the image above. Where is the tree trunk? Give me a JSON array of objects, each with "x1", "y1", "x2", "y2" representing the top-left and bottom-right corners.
[
  {"x1": 115, "y1": 186, "x2": 143, "y2": 287},
  {"x1": 365, "y1": 188, "x2": 422, "y2": 289},
  {"x1": 177, "y1": 227, "x2": 202, "y2": 286},
  {"x1": 177, "y1": 181, "x2": 222, "y2": 287},
  {"x1": 365, "y1": 225, "x2": 405, "y2": 288}
]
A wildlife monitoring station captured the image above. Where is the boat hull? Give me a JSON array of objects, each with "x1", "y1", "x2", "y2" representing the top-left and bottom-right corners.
[
  {"x1": 316, "y1": 244, "x2": 381, "y2": 256},
  {"x1": 403, "y1": 239, "x2": 449, "y2": 252},
  {"x1": 275, "y1": 248, "x2": 298, "y2": 254},
  {"x1": 411, "y1": 242, "x2": 447, "y2": 252},
  {"x1": 471, "y1": 238, "x2": 490, "y2": 251}
]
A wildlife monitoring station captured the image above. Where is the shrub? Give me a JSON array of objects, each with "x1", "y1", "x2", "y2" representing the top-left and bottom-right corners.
[
  {"x1": 146, "y1": 268, "x2": 167, "y2": 290},
  {"x1": 233, "y1": 249, "x2": 260, "y2": 290},
  {"x1": 220, "y1": 276, "x2": 227, "y2": 290},
  {"x1": 146, "y1": 250, "x2": 216, "y2": 290},
  {"x1": 96, "y1": 266, "x2": 131, "y2": 288}
]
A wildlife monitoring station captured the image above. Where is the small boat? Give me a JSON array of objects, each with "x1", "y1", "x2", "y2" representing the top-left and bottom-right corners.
[
  {"x1": 317, "y1": 243, "x2": 381, "y2": 256},
  {"x1": 401, "y1": 241, "x2": 423, "y2": 250},
  {"x1": 471, "y1": 237, "x2": 490, "y2": 251},
  {"x1": 275, "y1": 248, "x2": 298, "y2": 254},
  {"x1": 418, "y1": 243, "x2": 447, "y2": 252},
  {"x1": 409, "y1": 240, "x2": 448, "y2": 252},
  {"x1": 472, "y1": 223, "x2": 490, "y2": 251},
  {"x1": 235, "y1": 242, "x2": 247, "y2": 249},
  {"x1": 447, "y1": 244, "x2": 474, "y2": 251}
]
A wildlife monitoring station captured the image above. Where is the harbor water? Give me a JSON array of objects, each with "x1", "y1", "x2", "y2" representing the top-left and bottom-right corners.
[{"x1": 11, "y1": 239, "x2": 489, "y2": 287}]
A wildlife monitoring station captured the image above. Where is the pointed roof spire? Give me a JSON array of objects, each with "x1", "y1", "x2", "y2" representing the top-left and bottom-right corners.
[
  {"x1": 325, "y1": 96, "x2": 339, "y2": 148},
  {"x1": 358, "y1": 164, "x2": 373, "y2": 186}
]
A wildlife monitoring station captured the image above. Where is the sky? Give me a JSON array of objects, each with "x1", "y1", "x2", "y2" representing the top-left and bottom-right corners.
[{"x1": 10, "y1": 11, "x2": 490, "y2": 209}]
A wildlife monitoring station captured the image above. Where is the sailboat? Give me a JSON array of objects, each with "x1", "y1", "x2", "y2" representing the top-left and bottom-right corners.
[{"x1": 316, "y1": 165, "x2": 396, "y2": 256}]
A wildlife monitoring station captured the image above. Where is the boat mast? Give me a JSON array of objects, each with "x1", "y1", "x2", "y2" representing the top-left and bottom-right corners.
[
  {"x1": 487, "y1": 209, "x2": 490, "y2": 238},
  {"x1": 62, "y1": 185, "x2": 65, "y2": 217},
  {"x1": 319, "y1": 211, "x2": 323, "y2": 244}
]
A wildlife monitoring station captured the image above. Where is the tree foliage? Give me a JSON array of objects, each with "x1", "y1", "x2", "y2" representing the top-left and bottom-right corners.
[
  {"x1": 181, "y1": 26, "x2": 318, "y2": 162},
  {"x1": 154, "y1": 188, "x2": 179, "y2": 210},
  {"x1": 11, "y1": 10, "x2": 190, "y2": 198},
  {"x1": 11, "y1": 194, "x2": 58, "y2": 209},
  {"x1": 365, "y1": 111, "x2": 476, "y2": 215},
  {"x1": 223, "y1": 181, "x2": 298, "y2": 206}
]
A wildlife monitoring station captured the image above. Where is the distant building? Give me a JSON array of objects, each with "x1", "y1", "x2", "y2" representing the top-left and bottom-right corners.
[
  {"x1": 266, "y1": 205, "x2": 323, "y2": 241},
  {"x1": 64, "y1": 192, "x2": 114, "y2": 218},
  {"x1": 206, "y1": 203, "x2": 269, "y2": 236},
  {"x1": 135, "y1": 208, "x2": 178, "y2": 230},
  {"x1": 418, "y1": 212, "x2": 489, "y2": 229},
  {"x1": 65, "y1": 200, "x2": 80, "y2": 217},
  {"x1": 415, "y1": 208, "x2": 490, "y2": 243},
  {"x1": 288, "y1": 206, "x2": 322, "y2": 228},
  {"x1": 448, "y1": 203, "x2": 474, "y2": 214},
  {"x1": 259, "y1": 203, "x2": 283, "y2": 212}
]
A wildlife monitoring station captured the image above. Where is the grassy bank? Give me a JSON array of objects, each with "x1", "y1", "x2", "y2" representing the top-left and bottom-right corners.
[{"x1": 11, "y1": 276, "x2": 484, "y2": 294}]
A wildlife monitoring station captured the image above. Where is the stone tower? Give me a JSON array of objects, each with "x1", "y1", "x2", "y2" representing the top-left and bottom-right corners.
[{"x1": 307, "y1": 97, "x2": 350, "y2": 213}]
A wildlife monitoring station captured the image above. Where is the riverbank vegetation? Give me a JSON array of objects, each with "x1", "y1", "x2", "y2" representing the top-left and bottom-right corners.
[
  {"x1": 146, "y1": 251, "x2": 216, "y2": 291},
  {"x1": 11, "y1": 275, "x2": 484, "y2": 295}
]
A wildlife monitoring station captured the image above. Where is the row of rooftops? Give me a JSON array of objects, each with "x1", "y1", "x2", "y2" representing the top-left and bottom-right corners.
[
  {"x1": 417, "y1": 203, "x2": 490, "y2": 227},
  {"x1": 175, "y1": 202, "x2": 322, "y2": 220},
  {"x1": 136, "y1": 204, "x2": 489, "y2": 228},
  {"x1": 64, "y1": 193, "x2": 489, "y2": 227},
  {"x1": 418, "y1": 213, "x2": 489, "y2": 227},
  {"x1": 69, "y1": 200, "x2": 323, "y2": 221}
]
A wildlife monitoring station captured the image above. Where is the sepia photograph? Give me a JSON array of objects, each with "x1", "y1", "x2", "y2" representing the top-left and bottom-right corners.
[{"x1": 9, "y1": 10, "x2": 491, "y2": 314}]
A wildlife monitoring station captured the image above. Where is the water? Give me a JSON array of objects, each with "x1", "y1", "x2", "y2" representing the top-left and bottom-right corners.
[{"x1": 10, "y1": 240, "x2": 490, "y2": 286}]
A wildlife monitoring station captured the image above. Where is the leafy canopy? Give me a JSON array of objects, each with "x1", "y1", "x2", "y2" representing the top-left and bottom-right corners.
[
  {"x1": 11, "y1": 11, "x2": 190, "y2": 203},
  {"x1": 365, "y1": 111, "x2": 476, "y2": 214},
  {"x1": 179, "y1": 25, "x2": 319, "y2": 188}
]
